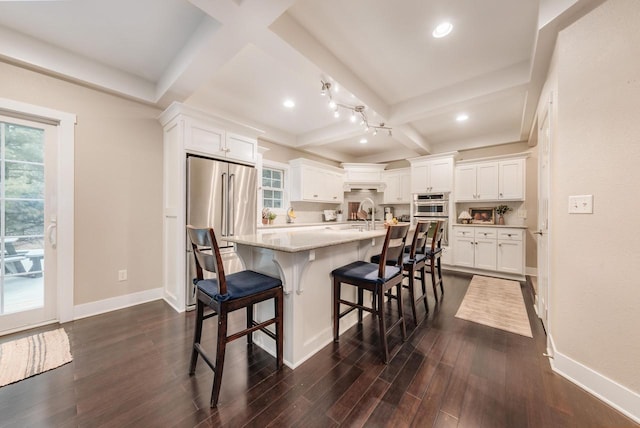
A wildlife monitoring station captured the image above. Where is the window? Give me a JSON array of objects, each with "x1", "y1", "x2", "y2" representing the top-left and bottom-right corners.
[{"x1": 262, "y1": 167, "x2": 284, "y2": 209}]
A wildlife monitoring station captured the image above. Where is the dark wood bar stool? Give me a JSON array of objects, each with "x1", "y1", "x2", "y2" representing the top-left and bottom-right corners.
[
  {"x1": 331, "y1": 223, "x2": 410, "y2": 363},
  {"x1": 371, "y1": 220, "x2": 433, "y2": 325},
  {"x1": 186, "y1": 226, "x2": 284, "y2": 407}
]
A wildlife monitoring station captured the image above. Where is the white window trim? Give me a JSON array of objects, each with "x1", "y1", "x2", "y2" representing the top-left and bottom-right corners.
[
  {"x1": 0, "y1": 97, "x2": 76, "y2": 323},
  {"x1": 260, "y1": 160, "x2": 289, "y2": 216}
]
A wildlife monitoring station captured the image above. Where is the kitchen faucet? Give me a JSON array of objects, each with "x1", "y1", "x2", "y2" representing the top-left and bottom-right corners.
[{"x1": 357, "y1": 198, "x2": 376, "y2": 231}]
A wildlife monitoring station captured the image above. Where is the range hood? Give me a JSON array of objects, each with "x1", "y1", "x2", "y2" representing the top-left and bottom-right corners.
[
  {"x1": 343, "y1": 181, "x2": 386, "y2": 192},
  {"x1": 341, "y1": 163, "x2": 387, "y2": 192}
]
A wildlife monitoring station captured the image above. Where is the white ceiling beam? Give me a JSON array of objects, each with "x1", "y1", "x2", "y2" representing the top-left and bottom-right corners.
[{"x1": 0, "y1": 26, "x2": 157, "y2": 103}]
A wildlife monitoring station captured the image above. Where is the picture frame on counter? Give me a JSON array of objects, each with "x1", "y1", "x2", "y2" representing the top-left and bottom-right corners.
[{"x1": 469, "y1": 207, "x2": 495, "y2": 224}]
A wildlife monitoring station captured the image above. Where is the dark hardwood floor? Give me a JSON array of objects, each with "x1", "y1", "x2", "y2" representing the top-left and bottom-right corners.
[{"x1": 1, "y1": 272, "x2": 637, "y2": 427}]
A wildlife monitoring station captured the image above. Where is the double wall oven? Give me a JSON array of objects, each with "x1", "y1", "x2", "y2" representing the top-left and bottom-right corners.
[{"x1": 413, "y1": 193, "x2": 449, "y2": 246}]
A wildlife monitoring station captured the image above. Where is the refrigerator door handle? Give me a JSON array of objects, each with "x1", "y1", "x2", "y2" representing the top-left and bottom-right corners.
[
  {"x1": 221, "y1": 172, "x2": 228, "y2": 236},
  {"x1": 229, "y1": 173, "x2": 235, "y2": 236}
]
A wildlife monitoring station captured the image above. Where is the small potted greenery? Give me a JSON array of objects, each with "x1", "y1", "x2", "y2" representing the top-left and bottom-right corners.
[
  {"x1": 268, "y1": 211, "x2": 277, "y2": 224},
  {"x1": 495, "y1": 204, "x2": 512, "y2": 225},
  {"x1": 262, "y1": 208, "x2": 271, "y2": 225}
]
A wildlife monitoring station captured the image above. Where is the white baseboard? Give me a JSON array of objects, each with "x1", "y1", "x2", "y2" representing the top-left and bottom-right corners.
[
  {"x1": 550, "y1": 346, "x2": 640, "y2": 424},
  {"x1": 74, "y1": 288, "x2": 163, "y2": 320},
  {"x1": 526, "y1": 266, "x2": 537, "y2": 277}
]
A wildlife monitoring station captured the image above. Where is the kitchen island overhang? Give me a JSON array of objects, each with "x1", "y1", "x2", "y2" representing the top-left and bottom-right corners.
[{"x1": 226, "y1": 227, "x2": 392, "y2": 369}]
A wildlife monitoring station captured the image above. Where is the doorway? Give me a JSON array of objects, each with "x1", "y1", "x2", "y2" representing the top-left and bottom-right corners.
[{"x1": 0, "y1": 116, "x2": 57, "y2": 334}]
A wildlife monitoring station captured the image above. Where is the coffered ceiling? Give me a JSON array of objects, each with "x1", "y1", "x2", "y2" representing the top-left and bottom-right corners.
[{"x1": 0, "y1": 0, "x2": 604, "y2": 162}]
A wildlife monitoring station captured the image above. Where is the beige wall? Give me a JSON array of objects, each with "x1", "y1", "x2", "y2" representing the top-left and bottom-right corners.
[
  {"x1": 259, "y1": 138, "x2": 340, "y2": 167},
  {"x1": 550, "y1": 0, "x2": 640, "y2": 392},
  {"x1": 0, "y1": 61, "x2": 163, "y2": 305}
]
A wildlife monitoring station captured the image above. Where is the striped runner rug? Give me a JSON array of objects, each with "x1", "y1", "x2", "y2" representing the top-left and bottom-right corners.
[
  {"x1": 0, "y1": 328, "x2": 72, "y2": 387},
  {"x1": 455, "y1": 275, "x2": 533, "y2": 338}
]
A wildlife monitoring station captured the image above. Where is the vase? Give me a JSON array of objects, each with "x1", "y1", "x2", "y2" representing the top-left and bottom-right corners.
[
  {"x1": 498, "y1": 215, "x2": 505, "y2": 225},
  {"x1": 262, "y1": 218, "x2": 268, "y2": 225}
]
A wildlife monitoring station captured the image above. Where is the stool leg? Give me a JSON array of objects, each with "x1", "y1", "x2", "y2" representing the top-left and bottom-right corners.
[
  {"x1": 246, "y1": 304, "x2": 254, "y2": 345},
  {"x1": 420, "y1": 265, "x2": 429, "y2": 315},
  {"x1": 437, "y1": 257, "x2": 444, "y2": 296},
  {"x1": 357, "y1": 288, "x2": 364, "y2": 323},
  {"x1": 407, "y1": 267, "x2": 418, "y2": 325},
  {"x1": 396, "y1": 281, "x2": 407, "y2": 341},
  {"x1": 333, "y1": 277, "x2": 341, "y2": 342},
  {"x1": 275, "y1": 291, "x2": 284, "y2": 370},
  {"x1": 429, "y1": 258, "x2": 439, "y2": 303},
  {"x1": 377, "y1": 287, "x2": 389, "y2": 363},
  {"x1": 211, "y1": 311, "x2": 228, "y2": 408},
  {"x1": 189, "y1": 299, "x2": 204, "y2": 375}
]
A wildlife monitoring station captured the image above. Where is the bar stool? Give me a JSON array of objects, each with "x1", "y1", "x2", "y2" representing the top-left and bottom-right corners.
[
  {"x1": 331, "y1": 223, "x2": 410, "y2": 363},
  {"x1": 371, "y1": 220, "x2": 433, "y2": 325},
  {"x1": 186, "y1": 226, "x2": 284, "y2": 407}
]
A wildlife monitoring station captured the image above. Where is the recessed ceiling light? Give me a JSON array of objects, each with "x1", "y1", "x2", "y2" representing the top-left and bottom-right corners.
[
  {"x1": 359, "y1": 138, "x2": 368, "y2": 144},
  {"x1": 456, "y1": 113, "x2": 469, "y2": 122},
  {"x1": 283, "y1": 99, "x2": 295, "y2": 108},
  {"x1": 432, "y1": 21, "x2": 453, "y2": 38}
]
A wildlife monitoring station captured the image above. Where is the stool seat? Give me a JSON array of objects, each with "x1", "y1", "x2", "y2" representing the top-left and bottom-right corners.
[
  {"x1": 370, "y1": 253, "x2": 426, "y2": 266},
  {"x1": 332, "y1": 260, "x2": 400, "y2": 283},
  {"x1": 196, "y1": 270, "x2": 282, "y2": 302}
]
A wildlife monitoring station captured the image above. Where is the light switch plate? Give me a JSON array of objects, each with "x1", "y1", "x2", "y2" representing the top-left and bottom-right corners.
[{"x1": 568, "y1": 195, "x2": 593, "y2": 214}]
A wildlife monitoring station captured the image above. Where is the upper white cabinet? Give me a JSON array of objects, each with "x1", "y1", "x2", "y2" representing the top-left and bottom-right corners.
[
  {"x1": 185, "y1": 119, "x2": 257, "y2": 164},
  {"x1": 383, "y1": 168, "x2": 411, "y2": 204},
  {"x1": 290, "y1": 158, "x2": 344, "y2": 203},
  {"x1": 455, "y1": 155, "x2": 526, "y2": 201},
  {"x1": 409, "y1": 153, "x2": 457, "y2": 194}
]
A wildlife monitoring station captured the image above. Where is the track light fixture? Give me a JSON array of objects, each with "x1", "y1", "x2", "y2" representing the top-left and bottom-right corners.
[{"x1": 320, "y1": 80, "x2": 392, "y2": 137}]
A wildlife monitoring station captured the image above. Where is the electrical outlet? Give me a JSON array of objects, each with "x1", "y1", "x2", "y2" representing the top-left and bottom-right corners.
[
  {"x1": 118, "y1": 269, "x2": 127, "y2": 281},
  {"x1": 568, "y1": 195, "x2": 593, "y2": 214}
]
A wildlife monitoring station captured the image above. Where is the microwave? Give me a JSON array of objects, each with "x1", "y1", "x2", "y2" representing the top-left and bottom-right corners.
[{"x1": 413, "y1": 193, "x2": 449, "y2": 217}]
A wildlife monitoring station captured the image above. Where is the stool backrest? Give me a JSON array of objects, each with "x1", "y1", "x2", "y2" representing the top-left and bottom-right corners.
[
  {"x1": 186, "y1": 225, "x2": 227, "y2": 294},
  {"x1": 430, "y1": 220, "x2": 444, "y2": 252},
  {"x1": 378, "y1": 223, "x2": 410, "y2": 278},
  {"x1": 410, "y1": 221, "x2": 432, "y2": 258}
]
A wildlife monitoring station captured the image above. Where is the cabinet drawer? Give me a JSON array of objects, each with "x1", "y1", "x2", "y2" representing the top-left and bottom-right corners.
[
  {"x1": 497, "y1": 230, "x2": 523, "y2": 241},
  {"x1": 475, "y1": 228, "x2": 497, "y2": 239},
  {"x1": 454, "y1": 228, "x2": 474, "y2": 238}
]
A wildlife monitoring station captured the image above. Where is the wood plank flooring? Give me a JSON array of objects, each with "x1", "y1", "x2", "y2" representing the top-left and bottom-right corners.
[{"x1": 0, "y1": 272, "x2": 637, "y2": 427}]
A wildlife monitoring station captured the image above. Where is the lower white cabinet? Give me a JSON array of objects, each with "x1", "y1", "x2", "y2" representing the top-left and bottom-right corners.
[{"x1": 452, "y1": 226, "x2": 525, "y2": 276}]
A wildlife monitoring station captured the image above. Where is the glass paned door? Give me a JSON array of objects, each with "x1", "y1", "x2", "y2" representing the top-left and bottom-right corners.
[{"x1": 0, "y1": 116, "x2": 57, "y2": 334}]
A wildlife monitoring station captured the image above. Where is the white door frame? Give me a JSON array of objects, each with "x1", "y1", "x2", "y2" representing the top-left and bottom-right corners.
[
  {"x1": 537, "y1": 93, "x2": 552, "y2": 346},
  {"x1": 0, "y1": 97, "x2": 75, "y2": 324}
]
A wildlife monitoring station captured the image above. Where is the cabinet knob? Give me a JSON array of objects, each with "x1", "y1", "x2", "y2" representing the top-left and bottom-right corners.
[
  {"x1": 500, "y1": 193, "x2": 503, "y2": 197},
  {"x1": 508, "y1": 234, "x2": 512, "y2": 237},
  {"x1": 313, "y1": 194, "x2": 318, "y2": 197},
  {"x1": 499, "y1": 243, "x2": 502, "y2": 247}
]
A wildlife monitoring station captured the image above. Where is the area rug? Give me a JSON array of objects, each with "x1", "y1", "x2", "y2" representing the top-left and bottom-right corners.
[
  {"x1": 0, "y1": 328, "x2": 72, "y2": 387},
  {"x1": 455, "y1": 275, "x2": 533, "y2": 338}
]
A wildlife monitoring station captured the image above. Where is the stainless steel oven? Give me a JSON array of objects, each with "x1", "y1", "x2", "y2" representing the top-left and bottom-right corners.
[
  {"x1": 413, "y1": 193, "x2": 449, "y2": 246},
  {"x1": 413, "y1": 193, "x2": 449, "y2": 217}
]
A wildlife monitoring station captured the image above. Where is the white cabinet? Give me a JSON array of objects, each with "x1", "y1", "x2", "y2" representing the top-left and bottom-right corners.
[
  {"x1": 497, "y1": 229, "x2": 525, "y2": 274},
  {"x1": 185, "y1": 120, "x2": 257, "y2": 164},
  {"x1": 383, "y1": 168, "x2": 411, "y2": 204},
  {"x1": 498, "y1": 159, "x2": 525, "y2": 200},
  {"x1": 454, "y1": 156, "x2": 525, "y2": 202},
  {"x1": 453, "y1": 226, "x2": 525, "y2": 277},
  {"x1": 454, "y1": 163, "x2": 498, "y2": 201},
  {"x1": 409, "y1": 155, "x2": 455, "y2": 194},
  {"x1": 290, "y1": 158, "x2": 344, "y2": 203},
  {"x1": 453, "y1": 227, "x2": 497, "y2": 270}
]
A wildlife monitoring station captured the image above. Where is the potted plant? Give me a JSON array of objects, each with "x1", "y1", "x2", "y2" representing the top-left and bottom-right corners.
[
  {"x1": 336, "y1": 209, "x2": 343, "y2": 222},
  {"x1": 262, "y1": 208, "x2": 271, "y2": 225},
  {"x1": 268, "y1": 211, "x2": 277, "y2": 224},
  {"x1": 495, "y1": 204, "x2": 512, "y2": 225}
]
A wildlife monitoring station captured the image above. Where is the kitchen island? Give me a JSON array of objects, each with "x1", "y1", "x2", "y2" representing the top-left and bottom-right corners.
[{"x1": 226, "y1": 226, "x2": 390, "y2": 368}]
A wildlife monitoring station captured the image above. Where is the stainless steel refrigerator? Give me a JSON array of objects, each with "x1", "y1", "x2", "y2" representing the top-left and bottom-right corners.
[{"x1": 186, "y1": 155, "x2": 257, "y2": 306}]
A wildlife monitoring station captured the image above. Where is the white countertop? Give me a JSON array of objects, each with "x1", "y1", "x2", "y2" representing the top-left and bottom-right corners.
[{"x1": 227, "y1": 226, "x2": 396, "y2": 253}]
